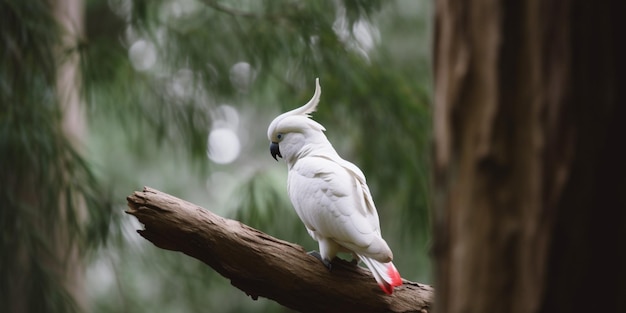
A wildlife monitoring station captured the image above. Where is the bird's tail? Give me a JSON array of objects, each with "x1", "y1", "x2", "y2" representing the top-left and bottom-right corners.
[{"x1": 359, "y1": 256, "x2": 402, "y2": 294}]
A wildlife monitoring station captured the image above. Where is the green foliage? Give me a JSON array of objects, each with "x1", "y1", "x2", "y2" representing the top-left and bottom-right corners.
[
  {"x1": 1, "y1": 1, "x2": 112, "y2": 312},
  {"x1": 2, "y1": 0, "x2": 432, "y2": 312},
  {"x1": 84, "y1": 0, "x2": 432, "y2": 311}
]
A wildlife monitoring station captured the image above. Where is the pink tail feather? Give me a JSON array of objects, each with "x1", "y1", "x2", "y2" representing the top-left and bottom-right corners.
[{"x1": 360, "y1": 256, "x2": 403, "y2": 294}]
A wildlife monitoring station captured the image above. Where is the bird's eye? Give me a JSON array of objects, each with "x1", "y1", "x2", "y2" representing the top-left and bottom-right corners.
[{"x1": 277, "y1": 133, "x2": 283, "y2": 140}]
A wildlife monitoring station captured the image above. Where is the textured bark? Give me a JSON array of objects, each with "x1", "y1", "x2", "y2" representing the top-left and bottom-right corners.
[
  {"x1": 433, "y1": 1, "x2": 626, "y2": 313},
  {"x1": 433, "y1": 2, "x2": 557, "y2": 312},
  {"x1": 126, "y1": 187, "x2": 433, "y2": 313}
]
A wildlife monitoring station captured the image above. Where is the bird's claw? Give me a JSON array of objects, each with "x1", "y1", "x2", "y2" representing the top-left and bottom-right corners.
[{"x1": 308, "y1": 251, "x2": 332, "y2": 271}]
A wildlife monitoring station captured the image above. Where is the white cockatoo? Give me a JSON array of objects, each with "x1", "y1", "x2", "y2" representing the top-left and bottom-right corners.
[{"x1": 267, "y1": 78, "x2": 402, "y2": 294}]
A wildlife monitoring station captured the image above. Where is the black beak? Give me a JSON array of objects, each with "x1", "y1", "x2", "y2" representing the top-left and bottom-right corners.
[{"x1": 270, "y1": 142, "x2": 282, "y2": 161}]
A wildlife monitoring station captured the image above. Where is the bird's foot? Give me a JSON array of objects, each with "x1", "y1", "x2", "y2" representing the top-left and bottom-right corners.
[
  {"x1": 350, "y1": 258, "x2": 359, "y2": 266},
  {"x1": 349, "y1": 253, "x2": 360, "y2": 266},
  {"x1": 308, "y1": 250, "x2": 332, "y2": 271}
]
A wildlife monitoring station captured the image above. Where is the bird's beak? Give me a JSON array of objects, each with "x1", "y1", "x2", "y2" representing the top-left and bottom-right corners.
[{"x1": 270, "y1": 142, "x2": 282, "y2": 161}]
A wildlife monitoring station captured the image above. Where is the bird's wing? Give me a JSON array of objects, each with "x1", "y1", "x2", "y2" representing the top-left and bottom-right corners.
[
  {"x1": 336, "y1": 158, "x2": 379, "y2": 218},
  {"x1": 288, "y1": 155, "x2": 390, "y2": 259}
]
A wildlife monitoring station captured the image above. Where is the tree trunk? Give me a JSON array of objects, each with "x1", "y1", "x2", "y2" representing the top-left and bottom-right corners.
[
  {"x1": 433, "y1": 1, "x2": 626, "y2": 312},
  {"x1": 54, "y1": 0, "x2": 88, "y2": 310},
  {"x1": 126, "y1": 187, "x2": 434, "y2": 313}
]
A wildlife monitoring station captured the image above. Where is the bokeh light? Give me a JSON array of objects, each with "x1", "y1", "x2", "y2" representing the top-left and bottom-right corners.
[{"x1": 207, "y1": 128, "x2": 241, "y2": 164}]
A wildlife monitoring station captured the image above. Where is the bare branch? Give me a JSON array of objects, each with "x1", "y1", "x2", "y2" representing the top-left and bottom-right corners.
[{"x1": 126, "y1": 187, "x2": 433, "y2": 313}]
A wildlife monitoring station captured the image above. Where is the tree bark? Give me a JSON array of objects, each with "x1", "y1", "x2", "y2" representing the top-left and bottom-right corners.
[
  {"x1": 433, "y1": 1, "x2": 626, "y2": 312},
  {"x1": 433, "y1": 2, "x2": 557, "y2": 312},
  {"x1": 126, "y1": 187, "x2": 433, "y2": 313}
]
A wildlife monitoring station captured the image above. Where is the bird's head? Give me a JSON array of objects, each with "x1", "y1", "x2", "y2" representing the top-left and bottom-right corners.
[{"x1": 267, "y1": 78, "x2": 328, "y2": 164}]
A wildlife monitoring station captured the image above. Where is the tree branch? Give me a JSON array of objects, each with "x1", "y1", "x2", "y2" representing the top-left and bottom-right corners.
[{"x1": 126, "y1": 187, "x2": 433, "y2": 313}]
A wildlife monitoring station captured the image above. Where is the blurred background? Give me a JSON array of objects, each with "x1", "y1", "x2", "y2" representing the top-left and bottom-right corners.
[{"x1": 1, "y1": 0, "x2": 432, "y2": 312}]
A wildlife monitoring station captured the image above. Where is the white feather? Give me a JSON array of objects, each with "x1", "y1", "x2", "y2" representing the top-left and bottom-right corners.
[
  {"x1": 267, "y1": 78, "x2": 322, "y2": 141},
  {"x1": 288, "y1": 156, "x2": 392, "y2": 262},
  {"x1": 268, "y1": 78, "x2": 402, "y2": 293}
]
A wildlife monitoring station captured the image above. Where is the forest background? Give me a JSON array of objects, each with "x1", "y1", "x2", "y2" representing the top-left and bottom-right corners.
[{"x1": 0, "y1": 1, "x2": 432, "y2": 312}]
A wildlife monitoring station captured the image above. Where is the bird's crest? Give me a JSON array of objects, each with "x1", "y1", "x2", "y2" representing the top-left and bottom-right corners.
[
  {"x1": 289, "y1": 78, "x2": 321, "y2": 117},
  {"x1": 278, "y1": 78, "x2": 321, "y2": 119},
  {"x1": 267, "y1": 78, "x2": 324, "y2": 140}
]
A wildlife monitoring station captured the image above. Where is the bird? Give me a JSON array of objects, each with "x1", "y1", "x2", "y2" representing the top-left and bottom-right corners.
[{"x1": 267, "y1": 78, "x2": 402, "y2": 294}]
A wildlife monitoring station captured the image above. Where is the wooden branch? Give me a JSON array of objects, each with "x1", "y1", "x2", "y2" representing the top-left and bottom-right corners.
[{"x1": 126, "y1": 187, "x2": 433, "y2": 313}]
